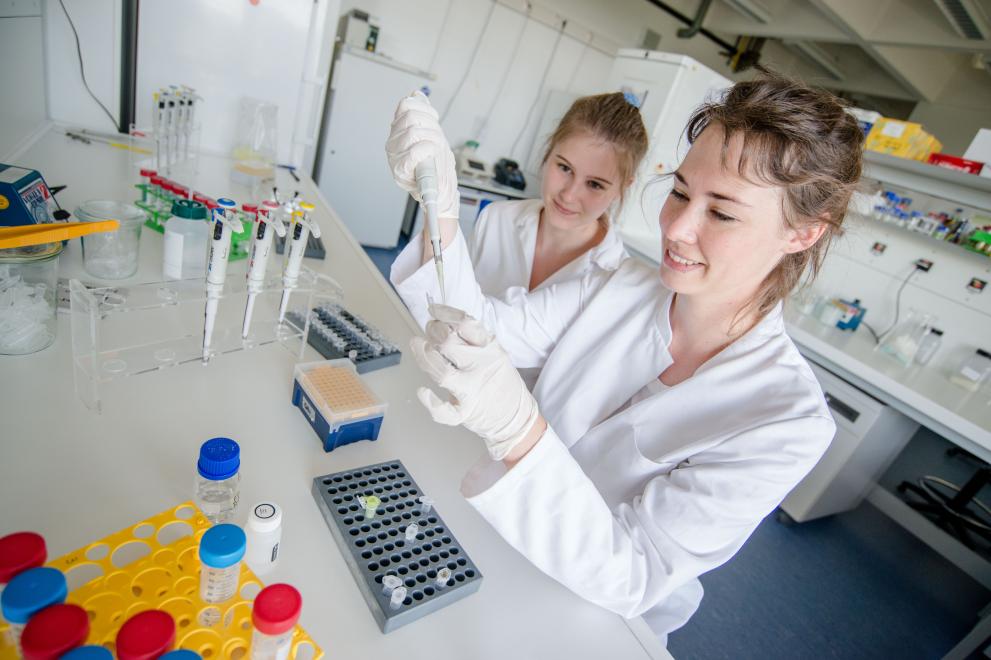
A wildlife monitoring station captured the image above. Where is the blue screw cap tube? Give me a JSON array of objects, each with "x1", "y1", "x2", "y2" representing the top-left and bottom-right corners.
[
  {"x1": 197, "y1": 438, "x2": 240, "y2": 481},
  {"x1": 62, "y1": 646, "x2": 115, "y2": 660},
  {"x1": 160, "y1": 651, "x2": 202, "y2": 660},
  {"x1": 0, "y1": 566, "x2": 67, "y2": 624},
  {"x1": 199, "y1": 524, "x2": 246, "y2": 568}
]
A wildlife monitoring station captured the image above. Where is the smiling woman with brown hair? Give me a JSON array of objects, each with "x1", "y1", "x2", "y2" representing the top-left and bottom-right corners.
[{"x1": 385, "y1": 71, "x2": 864, "y2": 644}]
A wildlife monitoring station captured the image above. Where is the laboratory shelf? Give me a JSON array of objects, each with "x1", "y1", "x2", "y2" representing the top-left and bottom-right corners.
[{"x1": 864, "y1": 151, "x2": 991, "y2": 213}]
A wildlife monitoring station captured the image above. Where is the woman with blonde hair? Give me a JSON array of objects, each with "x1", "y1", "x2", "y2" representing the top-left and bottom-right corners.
[{"x1": 385, "y1": 72, "x2": 863, "y2": 643}]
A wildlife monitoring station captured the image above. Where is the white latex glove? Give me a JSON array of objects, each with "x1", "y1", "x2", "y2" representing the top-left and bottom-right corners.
[
  {"x1": 385, "y1": 91, "x2": 460, "y2": 219},
  {"x1": 410, "y1": 304, "x2": 539, "y2": 461}
]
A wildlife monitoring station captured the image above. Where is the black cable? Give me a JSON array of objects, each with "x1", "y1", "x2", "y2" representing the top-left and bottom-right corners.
[
  {"x1": 875, "y1": 268, "x2": 919, "y2": 341},
  {"x1": 440, "y1": 0, "x2": 499, "y2": 122},
  {"x1": 509, "y1": 19, "x2": 566, "y2": 161},
  {"x1": 59, "y1": 0, "x2": 119, "y2": 130}
]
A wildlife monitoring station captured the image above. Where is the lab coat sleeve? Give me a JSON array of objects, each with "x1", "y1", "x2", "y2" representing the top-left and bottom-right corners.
[
  {"x1": 462, "y1": 414, "x2": 834, "y2": 619},
  {"x1": 390, "y1": 228, "x2": 585, "y2": 369}
]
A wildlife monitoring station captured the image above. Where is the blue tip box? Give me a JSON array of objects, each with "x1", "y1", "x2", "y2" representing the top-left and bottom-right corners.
[{"x1": 291, "y1": 359, "x2": 387, "y2": 452}]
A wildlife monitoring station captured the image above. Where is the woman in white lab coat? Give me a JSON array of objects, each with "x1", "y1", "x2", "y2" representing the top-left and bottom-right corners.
[
  {"x1": 469, "y1": 92, "x2": 647, "y2": 297},
  {"x1": 384, "y1": 74, "x2": 864, "y2": 643}
]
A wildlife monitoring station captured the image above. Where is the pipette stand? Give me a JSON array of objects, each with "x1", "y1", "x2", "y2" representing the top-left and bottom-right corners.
[{"x1": 70, "y1": 265, "x2": 342, "y2": 414}]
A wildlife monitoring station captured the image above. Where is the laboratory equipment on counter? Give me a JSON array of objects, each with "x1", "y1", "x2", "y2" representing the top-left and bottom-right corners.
[
  {"x1": 203, "y1": 198, "x2": 243, "y2": 363},
  {"x1": 163, "y1": 199, "x2": 209, "y2": 280},
  {"x1": 75, "y1": 201, "x2": 145, "y2": 280},
  {"x1": 493, "y1": 158, "x2": 526, "y2": 190},
  {"x1": 914, "y1": 328, "x2": 943, "y2": 366},
  {"x1": 199, "y1": 525, "x2": 246, "y2": 606},
  {"x1": 362, "y1": 495, "x2": 381, "y2": 519},
  {"x1": 950, "y1": 349, "x2": 991, "y2": 392},
  {"x1": 20, "y1": 603, "x2": 89, "y2": 660},
  {"x1": 285, "y1": 303, "x2": 401, "y2": 373},
  {"x1": 245, "y1": 502, "x2": 283, "y2": 575},
  {"x1": 0, "y1": 242, "x2": 62, "y2": 355},
  {"x1": 278, "y1": 201, "x2": 321, "y2": 323},
  {"x1": 250, "y1": 584, "x2": 301, "y2": 660},
  {"x1": 878, "y1": 311, "x2": 935, "y2": 367},
  {"x1": 835, "y1": 298, "x2": 866, "y2": 331},
  {"x1": 115, "y1": 610, "x2": 176, "y2": 660},
  {"x1": 0, "y1": 567, "x2": 67, "y2": 654},
  {"x1": 0, "y1": 532, "x2": 47, "y2": 595},
  {"x1": 455, "y1": 140, "x2": 492, "y2": 179},
  {"x1": 291, "y1": 359, "x2": 387, "y2": 452},
  {"x1": 242, "y1": 200, "x2": 287, "y2": 339},
  {"x1": 0, "y1": 164, "x2": 60, "y2": 227},
  {"x1": 415, "y1": 160, "x2": 446, "y2": 303},
  {"x1": 311, "y1": 459, "x2": 483, "y2": 633},
  {"x1": 195, "y1": 438, "x2": 241, "y2": 524}
]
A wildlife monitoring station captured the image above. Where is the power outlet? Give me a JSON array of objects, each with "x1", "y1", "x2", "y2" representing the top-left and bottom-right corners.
[{"x1": 915, "y1": 258, "x2": 933, "y2": 272}]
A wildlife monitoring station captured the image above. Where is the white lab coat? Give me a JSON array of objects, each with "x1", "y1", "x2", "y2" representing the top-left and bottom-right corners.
[
  {"x1": 391, "y1": 230, "x2": 834, "y2": 640},
  {"x1": 468, "y1": 198, "x2": 628, "y2": 296}
]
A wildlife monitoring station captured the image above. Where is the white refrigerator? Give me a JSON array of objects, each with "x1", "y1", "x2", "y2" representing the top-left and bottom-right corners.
[
  {"x1": 608, "y1": 50, "x2": 731, "y2": 263},
  {"x1": 315, "y1": 46, "x2": 433, "y2": 248}
]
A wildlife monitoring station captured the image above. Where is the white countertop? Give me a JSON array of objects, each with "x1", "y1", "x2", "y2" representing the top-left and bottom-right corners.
[
  {"x1": 0, "y1": 125, "x2": 670, "y2": 660},
  {"x1": 784, "y1": 307, "x2": 991, "y2": 461}
]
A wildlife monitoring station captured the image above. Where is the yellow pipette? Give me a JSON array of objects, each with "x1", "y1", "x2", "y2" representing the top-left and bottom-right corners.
[{"x1": 0, "y1": 220, "x2": 120, "y2": 249}]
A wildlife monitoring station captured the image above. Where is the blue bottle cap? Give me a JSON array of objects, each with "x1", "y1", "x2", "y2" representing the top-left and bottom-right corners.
[
  {"x1": 62, "y1": 646, "x2": 115, "y2": 660},
  {"x1": 217, "y1": 198, "x2": 236, "y2": 208},
  {"x1": 0, "y1": 566, "x2": 67, "y2": 624},
  {"x1": 160, "y1": 651, "x2": 202, "y2": 660},
  {"x1": 198, "y1": 524, "x2": 246, "y2": 569},
  {"x1": 197, "y1": 438, "x2": 240, "y2": 481}
]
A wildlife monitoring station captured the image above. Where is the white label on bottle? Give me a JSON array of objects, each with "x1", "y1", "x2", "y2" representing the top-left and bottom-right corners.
[
  {"x1": 881, "y1": 122, "x2": 905, "y2": 138},
  {"x1": 961, "y1": 366, "x2": 982, "y2": 381},
  {"x1": 163, "y1": 231, "x2": 184, "y2": 279}
]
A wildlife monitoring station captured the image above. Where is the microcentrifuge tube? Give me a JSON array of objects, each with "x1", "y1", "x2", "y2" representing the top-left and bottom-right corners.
[
  {"x1": 435, "y1": 567, "x2": 451, "y2": 588},
  {"x1": 348, "y1": 349, "x2": 357, "y2": 362},
  {"x1": 389, "y1": 586, "x2": 407, "y2": 610},
  {"x1": 363, "y1": 495, "x2": 381, "y2": 520},
  {"x1": 381, "y1": 575, "x2": 402, "y2": 596},
  {"x1": 418, "y1": 496, "x2": 434, "y2": 514},
  {"x1": 404, "y1": 523, "x2": 419, "y2": 542}
]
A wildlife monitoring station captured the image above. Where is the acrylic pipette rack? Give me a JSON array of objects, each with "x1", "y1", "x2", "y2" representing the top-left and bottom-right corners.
[
  {"x1": 70, "y1": 265, "x2": 341, "y2": 413},
  {"x1": 0, "y1": 502, "x2": 323, "y2": 660},
  {"x1": 311, "y1": 460, "x2": 482, "y2": 633}
]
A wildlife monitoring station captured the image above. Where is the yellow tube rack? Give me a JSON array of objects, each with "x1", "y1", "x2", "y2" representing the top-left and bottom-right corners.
[{"x1": 0, "y1": 502, "x2": 323, "y2": 660}]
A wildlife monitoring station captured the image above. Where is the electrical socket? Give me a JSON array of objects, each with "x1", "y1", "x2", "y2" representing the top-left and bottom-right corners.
[{"x1": 915, "y1": 258, "x2": 933, "y2": 272}]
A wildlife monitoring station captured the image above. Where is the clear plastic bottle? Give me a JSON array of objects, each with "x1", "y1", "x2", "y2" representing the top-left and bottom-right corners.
[
  {"x1": 199, "y1": 524, "x2": 246, "y2": 604},
  {"x1": 950, "y1": 349, "x2": 991, "y2": 392},
  {"x1": 250, "y1": 583, "x2": 302, "y2": 660},
  {"x1": 914, "y1": 328, "x2": 943, "y2": 366},
  {"x1": 245, "y1": 502, "x2": 283, "y2": 576},
  {"x1": 20, "y1": 603, "x2": 89, "y2": 660},
  {"x1": 163, "y1": 199, "x2": 209, "y2": 280},
  {"x1": 195, "y1": 437, "x2": 241, "y2": 524},
  {"x1": 0, "y1": 567, "x2": 67, "y2": 655},
  {"x1": 115, "y1": 610, "x2": 175, "y2": 660}
]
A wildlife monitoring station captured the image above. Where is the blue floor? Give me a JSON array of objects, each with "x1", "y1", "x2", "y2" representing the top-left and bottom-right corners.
[{"x1": 363, "y1": 245, "x2": 988, "y2": 658}]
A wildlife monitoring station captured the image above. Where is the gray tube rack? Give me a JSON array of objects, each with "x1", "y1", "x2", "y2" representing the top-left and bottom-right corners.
[
  {"x1": 311, "y1": 460, "x2": 483, "y2": 633},
  {"x1": 288, "y1": 304, "x2": 401, "y2": 374}
]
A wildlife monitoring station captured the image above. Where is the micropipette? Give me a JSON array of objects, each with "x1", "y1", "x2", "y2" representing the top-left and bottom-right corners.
[
  {"x1": 202, "y1": 198, "x2": 243, "y2": 363},
  {"x1": 414, "y1": 160, "x2": 446, "y2": 303},
  {"x1": 277, "y1": 200, "x2": 321, "y2": 324},
  {"x1": 242, "y1": 200, "x2": 287, "y2": 339}
]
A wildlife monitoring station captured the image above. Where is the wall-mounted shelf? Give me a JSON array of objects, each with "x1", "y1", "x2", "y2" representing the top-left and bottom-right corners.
[{"x1": 864, "y1": 151, "x2": 991, "y2": 213}]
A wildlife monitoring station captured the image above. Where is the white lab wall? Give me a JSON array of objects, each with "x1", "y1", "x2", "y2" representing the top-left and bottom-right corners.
[
  {"x1": 0, "y1": 7, "x2": 48, "y2": 160},
  {"x1": 43, "y1": 0, "x2": 121, "y2": 133},
  {"x1": 811, "y1": 216, "x2": 991, "y2": 371}
]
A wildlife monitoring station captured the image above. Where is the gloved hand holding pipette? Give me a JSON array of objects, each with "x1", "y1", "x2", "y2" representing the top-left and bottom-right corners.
[
  {"x1": 242, "y1": 199, "x2": 287, "y2": 339},
  {"x1": 409, "y1": 304, "x2": 543, "y2": 462},
  {"x1": 386, "y1": 91, "x2": 460, "y2": 301},
  {"x1": 202, "y1": 198, "x2": 243, "y2": 363},
  {"x1": 278, "y1": 200, "x2": 321, "y2": 324}
]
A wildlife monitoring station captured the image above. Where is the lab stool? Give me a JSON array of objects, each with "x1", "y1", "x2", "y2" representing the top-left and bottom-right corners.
[{"x1": 897, "y1": 448, "x2": 991, "y2": 555}]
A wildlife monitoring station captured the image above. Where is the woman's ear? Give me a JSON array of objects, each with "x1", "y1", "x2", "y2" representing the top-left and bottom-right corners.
[{"x1": 784, "y1": 217, "x2": 828, "y2": 254}]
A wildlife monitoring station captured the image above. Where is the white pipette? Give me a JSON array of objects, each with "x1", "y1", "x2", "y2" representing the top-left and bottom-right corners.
[
  {"x1": 242, "y1": 200, "x2": 287, "y2": 339},
  {"x1": 278, "y1": 200, "x2": 321, "y2": 323},
  {"x1": 414, "y1": 159, "x2": 446, "y2": 303},
  {"x1": 202, "y1": 198, "x2": 243, "y2": 363}
]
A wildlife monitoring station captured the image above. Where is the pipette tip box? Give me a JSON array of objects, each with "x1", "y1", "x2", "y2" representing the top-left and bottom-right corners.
[
  {"x1": 291, "y1": 359, "x2": 387, "y2": 452},
  {"x1": 311, "y1": 460, "x2": 483, "y2": 633}
]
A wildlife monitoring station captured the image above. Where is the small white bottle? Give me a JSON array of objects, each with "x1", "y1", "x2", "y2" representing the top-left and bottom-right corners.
[
  {"x1": 199, "y1": 524, "x2": 245, "y2": 605},
  {"x1": 245, "y1": 502, "x2": 283, "y2": 575},
  {"x1": 914, "y1": 328, "x2": 943, "y2": 366},
  {"x1": 163, "y1": 199, "x2": 209, "y2": 280},
  {"x1": 950, "y1": 349, "x2": 991, "y2": 392},
  {"x1": 251, "y1": 584, "x2": 301, "y2": 660}
]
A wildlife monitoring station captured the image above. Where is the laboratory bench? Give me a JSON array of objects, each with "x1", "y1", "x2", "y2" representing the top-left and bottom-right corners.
[{"x1": 0, "y1": 125, "x2": 671, "y2": 660}]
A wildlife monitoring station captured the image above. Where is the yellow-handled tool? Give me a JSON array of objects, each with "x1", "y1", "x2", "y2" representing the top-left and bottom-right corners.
[{"x1": 0, "y1": 220, "x2": 120, "y2": 249}]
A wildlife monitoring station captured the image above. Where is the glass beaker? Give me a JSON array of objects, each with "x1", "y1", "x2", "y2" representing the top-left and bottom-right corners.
[
  {"x1": 0, "y1": 242, "x2": 61, "y2": 355},
  {"x1": 75, "y1": 201, "x2": 146, "y2": 280}
]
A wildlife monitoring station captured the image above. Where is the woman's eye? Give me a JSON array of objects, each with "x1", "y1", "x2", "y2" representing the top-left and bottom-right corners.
[
  {"x1": 670, "y1": 189, "x2": 688, "y2": 202},
  {"x1": 557, "y1": 163, "x2": 571, "y2": 173},
  {"x1": 588, "y1": 180, "x2": 603, "y2": 191},
  {"x1": 711, "y1": 209, "x2": 736, "y2": 222}
]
